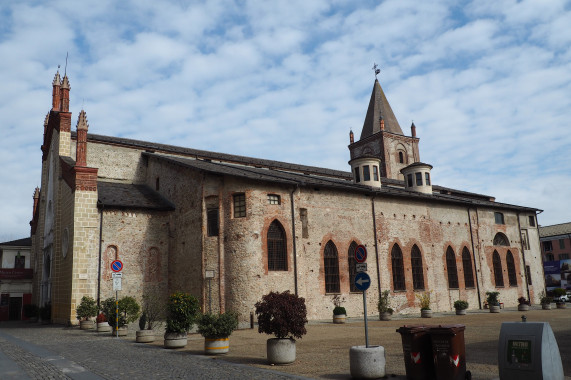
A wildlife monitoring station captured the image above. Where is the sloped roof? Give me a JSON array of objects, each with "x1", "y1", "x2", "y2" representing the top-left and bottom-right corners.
[
  {"x1": 97, "y1": 181, "x2": 175, "y2": 211},
  {"x1": 359, "y1": 79, "x2": 404, "y2": 139},
  {"x1": 539, "y1": 222, "x2": 571, "y2": 238},
  {"x1": 0, "y1": 237, "x2": 31, "y2": 247}
]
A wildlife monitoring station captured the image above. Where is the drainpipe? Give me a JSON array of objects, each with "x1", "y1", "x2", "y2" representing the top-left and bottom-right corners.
[
  {"x1": 467, "y1": 207, "x2": 482, "y2": 309},
  {"x1": 371, "y1": 195, "x2": 381, "y2": 292},
  {"x1": 290, "y1": 186, "x2": 299, "y2": 295},
  {"x1": 97, "y1": 205, "x2": 103, "y2": 310},
  {"x1": 516, "y1": 211, "x2": 531, "y2": 302}
]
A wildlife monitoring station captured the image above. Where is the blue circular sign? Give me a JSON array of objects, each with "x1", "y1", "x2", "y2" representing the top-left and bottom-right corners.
[
  {"x1": 354, "y1": 245, "x2": 367, "y2": 263},
  {"x1": 111, "y1": 260, "x2": 123, "y2": 272},
  {"x1": 354, "y1": 272, "x2": 371, "y2": 291}
]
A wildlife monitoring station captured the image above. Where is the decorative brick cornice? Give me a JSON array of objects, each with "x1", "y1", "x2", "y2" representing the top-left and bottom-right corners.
[{"x1": 60, "y1": 157, "x2": 98, "y2": 191}]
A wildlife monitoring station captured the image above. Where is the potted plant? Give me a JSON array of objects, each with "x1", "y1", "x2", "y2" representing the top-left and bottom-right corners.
[
  {"x1": 76, "y1": 296, "x2": 98, "y2": 329},
  {"x1": 486, "y1": 291, "x2": 501, "y2": 313},
  {"x1": 197, "y1": 311, "x2": 239, "y2": 354},
  {"x1": 453, "y1": 300, "x2": 469, "y2": 315},
  {"x1": 332, "y1": 294, "x2": 346, "y2": 324},
  {"x1": 23, "y1": 304, "x2": 39, "y2": 323},
  {"x1": 540, "y1": 292, "x2": 552, "y2": 310},
  {"x1": 164, "y1": 292, "x2": 200, "y2": 349},
  {"x1": 96, "y1": 312, "x2": 112, "y2": 333},
  {"x1": 377, "y1": 290, "x2": 393, "y2": 321},
  {"x1": 101, "y1": 296, "x2": 140, "y2": 336},
  {"x1": 416, "y1": 291, "x2": 432, "y2": 318},
  {"x1": 553, "y1": 288, "x2": 567, "y2": 309},
  {"x1": 136, "y1": 291, "x2": 166, "y2": 343},
  {"x1": 517, "y1": 296, "x2": 530, "y2": 311},
  {"x1": 255, "y1": 290, "x2": 308, "y2": 364}
]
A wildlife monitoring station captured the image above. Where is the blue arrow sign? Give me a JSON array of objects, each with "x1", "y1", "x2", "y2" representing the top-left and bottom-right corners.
[{"x1": 354, "y1": 272, "x2": 371, "y2": 291}]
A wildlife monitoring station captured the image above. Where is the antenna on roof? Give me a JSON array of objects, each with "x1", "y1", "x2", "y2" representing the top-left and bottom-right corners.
[
  {"x1": 372, "y1": 63, "x2": 380, "y2": 79},
  {"x1": 64, "y1": 52, "x2": 68, "y2": 76}
]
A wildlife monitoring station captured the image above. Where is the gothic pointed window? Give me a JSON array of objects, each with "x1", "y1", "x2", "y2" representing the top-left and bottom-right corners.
[
  {"x1": 268, "y1": 220, "x2": 287, "y2": 271},
  {"x1": 348, "y1": 242, "x2": 358, "y2": 292},
  {"x1": 324, "y1": 241, "x2": 340, "y2": 293},
  {"x1": 507, "y1": 250, "x2": 517, "y2": 286},
  {"x1": 399, "y1": 151, "x2": 404, "y2": 163},
  {"x1": 411, "y1": 245, "x2": 424, "y2": 290},
  {"x1": 462, "y1": 247, "x2": 475, "y2": 288},
  {"x1": 493, "y1": 250, "x2": 504, "y2": 287},
  {"x1": 446, "y1": 247, "x2": 459, "y2": 289},
  {"x1": 391, "y1": 244, "x2": 405, "y2": 291}
]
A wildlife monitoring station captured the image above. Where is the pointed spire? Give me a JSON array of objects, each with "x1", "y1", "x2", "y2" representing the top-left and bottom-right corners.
[
  {"x1": 60, "y1": 75, "x2": 70, "y2": 112},
  {"x1": 52, "y1": 71, "x2": 61, "y2": 111},
  {"x1": 76, "y1": 109, "x2": 89, "y2": 130},
  {"x1": 61, "y1": 75, "x2": 70, "y2": 89},
  {"x1": 359, "y1": 79, "x2": 403, "y2": 140},
  {"x1": 75, "y1": 110, "x2": 89, "y2": 166},
  {"x1": 52, "y1": 71, "x2": 61, "y2": 86},
  {"x1": 33, "y1": 187, "x2": 40, "y2": 216},
  {"x1": 349, "y1": 130, "x2": 354, "y2": 144},
  {"x1": 411, "y1": 122, "x2": 416, "y2": 138}
]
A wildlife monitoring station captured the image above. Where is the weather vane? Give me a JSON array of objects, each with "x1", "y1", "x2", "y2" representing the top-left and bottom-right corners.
[{"x1": 372, "y1": 63, "x2": 380, "y2": 79}]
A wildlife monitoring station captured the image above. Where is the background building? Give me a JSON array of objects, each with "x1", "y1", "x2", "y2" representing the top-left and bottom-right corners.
[
  {"x1": 30, "y1": 72, "x2": 545, "y2": 325},
  {"x1": 0, "y1": 237, "x2": 33, "y2": 321},
  {"x1": 539, "y1": 222, "x2": 571, "y2": 292}
]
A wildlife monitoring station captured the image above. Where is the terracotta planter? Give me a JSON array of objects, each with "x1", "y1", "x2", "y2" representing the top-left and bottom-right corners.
[
  {"x1": 204, "y1": 337, "x2": 230, "y2": 355},
  {"x1": 333, "y1": 314, "x2": 346, "y2": 324},
  {"x1": 542, "y1": 303, "x2": 552, "y2": 310},
  {"x1": 490, "y1": 305, "x2": 500, "y2": 313},
  {"x1": 379, "y1": 312, "x2": 392, "y2": 321},
  {"x1": 79, "y1": 320, "x2": 95, "y2": 330},
  {"x1": 518, "y1": 304, "x2": 530, "y2": 311},
  {"x1": 556, "y1": 302, "x2": 566, "y2": 309},
  {"x1": 455, "y1": 309, "x2": 467, "y2": 315},
  {"x1": 421, "y1": 309, "x2": 432, "y2": 318},
  {"x1": 97, "y1": 322, "x2": 112, "y2": 333},
  {"x1": 136, "y1": 330, "x2": 155, "y2": 343},
  {"x1": 267, "y1": 338, "x2": 296, "y2": 364},
  {"x1": 164, "y1": 332, "x2": 188, "y2": 349}
]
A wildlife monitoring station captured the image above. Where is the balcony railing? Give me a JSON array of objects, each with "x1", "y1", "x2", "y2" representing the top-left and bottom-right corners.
[{"x1": 0, "y1": 268, "x2": 33, "y2": 280}]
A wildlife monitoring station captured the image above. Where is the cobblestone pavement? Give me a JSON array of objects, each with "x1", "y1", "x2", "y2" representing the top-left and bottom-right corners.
[{"x1": 1, "y1": 306, "x2": 570, "y2": 380}]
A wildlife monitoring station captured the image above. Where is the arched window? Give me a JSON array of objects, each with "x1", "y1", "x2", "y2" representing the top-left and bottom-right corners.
[
  {"x1": 348, "y1": 241, "x2": 358, "y2": 292},
  {"x1": 324, "y1": 241, "x2": 340, "y2": 293},
  {"x1": 398, "y1": 151, "x2": 404, "y2": 163},
  {"x1": 145, "y1": 247, "x2": 161, "y2": 282},
  {"x1": 507, "y1": 250, "x2": 517, "y2": 286},
  {"x1": 462, "y1": 247, "x2": 475, "y2": 288},
  {"x1": 493, "y1": 233, "x2": 510, "y2": 246},
  {"x1": 493, "y1": 250, "x2": 504, "y2": 286},
  {"x1": 391, "y1": 244, "x2": 405, "y2": 290},
  {"x1": 268, "y1": 220, "x2": 287, "y2": 271},
  {"x1": 411, "y1": 245, "x2": 424, "y2": 290},
  {"x1": 446, "y1": 247, "x2": 459, "y2": 288}
]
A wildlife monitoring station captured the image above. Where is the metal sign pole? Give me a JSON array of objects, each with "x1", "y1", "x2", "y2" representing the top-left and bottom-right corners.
[
  {"x1": 115, "y1": 290, "x2": 118, "y2": 338},
  {"x1": 208, "y1": 278, "x2": 212, "y2": 314},
  {"x1": 363, "y1": 289, "x2": 369, "y2": 348}
]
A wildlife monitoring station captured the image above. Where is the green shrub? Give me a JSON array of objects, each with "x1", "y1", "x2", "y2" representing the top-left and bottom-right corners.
[
  {"x1": 333, "y1": 306, "x2": 346, "y2": 315},
  {"x1": 486, "y1": 291, "x2": 500, "y2": 306},
  {"x1": 76, "y1": 296, "x2": 98, "y2": 321},
  {"x1": 101, "y1": 296, "x2": 140, "y2": 327},
  {"x1": 454, "y1": 300, "x2": 469, "y2": 310},
  {"x1": 378, "y1": 290, "x2": 393, "y2": 314},
  {"x1": 197, "y1": 311, "x2": 239, "y2": 339},
  {"x1": 166, "y1": 292, "x2": 200, "y2": 334},
  {"x1": 416, "y1": 291, "x2": 432, "y2": 310},
  {"x1": 255, "y1": 291, "x2": 308, "y2": 340}
]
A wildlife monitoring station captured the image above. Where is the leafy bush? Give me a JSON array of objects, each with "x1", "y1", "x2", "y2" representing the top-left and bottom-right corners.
[
  {"x1": 23, "y1": 304, "x2": 39, "y2": 319},
  {"x1": 454, "y1": 300, "x2": 469, "y2": 310},
  {"x1": 486, "y1": 291, "x2": 500, "y2": 306},
  {"x1": 255, "y1": 291, "x2": 308, "y2": 340},
  {"x1": 553, "y1": 288, "x2": 566, "y2": 297},
  {"x1": 166, "y1": 292, "x2": 200, "y2": 334},
  {"x1": 101, "y1": 298, "x2": 116, "y2": 324},
  {"x1": 139, "y1": 311, "x2": 147, "y2": 330},
  {"x1": 377, "y1": 290, "x2": 393, "y2": 314},
  {"x1": 76, "y1": 296, "x2": 98, "y2": 321},
  {"x1": 101, "y1": 296, "x2": 140, "y2": 327},
  {"x1": 416, "y1": 291, "x2": 432, "y2": 310},
  {"x1": 333, "y1": 306, "x2": 346, "y2": 315},
  {"x1": 197, "y1": 312, "x2": 239, "y2": 339},
  {"x1": 96, "y1": 313, "x2": 107, "y2": 323},
  {"x1": 540, "y1": 291, "x2": 552, "y2": 305},
  {"x1": 517, "y1": 297, "x2": 530, "y2": 305}
]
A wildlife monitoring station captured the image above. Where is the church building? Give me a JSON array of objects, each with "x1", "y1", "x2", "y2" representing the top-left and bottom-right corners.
[{"x1": 30, "y1": 71, "x2": 545, "y2": 325}]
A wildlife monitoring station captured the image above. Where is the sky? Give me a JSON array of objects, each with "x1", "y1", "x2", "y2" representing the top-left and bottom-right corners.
[{"x1": 1, "y1": 0, "x2": 570, "y2": 242}]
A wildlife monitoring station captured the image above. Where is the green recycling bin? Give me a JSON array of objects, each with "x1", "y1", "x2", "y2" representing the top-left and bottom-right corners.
[
  {"x1": 396, "y1": 325, "x2": 436, "y2": 380},
  {"x1": 428, "y1": 324, "x2": 470, "y2": 380}
]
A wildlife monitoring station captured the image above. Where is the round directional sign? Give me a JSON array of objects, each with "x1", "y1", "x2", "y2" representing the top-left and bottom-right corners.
[
  {"x1": 354, "y1": 272, "x2": 371, "y2": 291},
  {"x1": 354, "y1": 245, "x2": 367, "y2": 263},
  {"x1": 111, "y1": 260, "x2": 123, "y2": 273}
]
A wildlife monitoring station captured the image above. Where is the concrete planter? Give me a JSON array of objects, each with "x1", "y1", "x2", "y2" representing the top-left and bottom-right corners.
[
  {"x1": 204, "y1": 337, "x2": 230, "y2": 355},
  {"x1": 79, "y1": 320, "x2": 95, "y2": 330},
  {"x1": 542, "y1": 303, "x2": 552, "y2": 310},
  {"x1": 518, "y1": 304, "x2": 530, "y2": 311},
  {"x1": 556, "y1": 302, "x2": 566, "y2": 309},
  {"x1": 333, "y1": 314, "x2": 346, "y2": 324},
  {"x1": 112, "y1": 326, "x2": 128, "y2": 336},
  {"x1": 350, "y1": 345, "x2": 386, "y2": 379},
  {"x1": 164, "y1": 332, "x2": 188, "y2": 349},
  {"x1": 136, "y1": 330, "x2": 155, "y2": 343},
  {"x1": 455, "y1": 309, "x2": 467, "y2": 315},
  {"x1": 267, "y1": 338, "x2": 296, "y2": 365},
  {"x1": 379, "y1": 312, "x2": 392, "y2": 321},
  {"x1": 489, "y1": 305, "x2": 501, "y2": 313},
  {"x1": 421, "y1": 309, "x2": 432, "y2": 318},
  {"x1": 97, "y1": 322, "x2": 112, "y2": 333}
]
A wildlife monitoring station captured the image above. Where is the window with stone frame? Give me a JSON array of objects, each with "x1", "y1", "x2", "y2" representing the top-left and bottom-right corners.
[
  {"x1": 559, "y1": 239, "x2": 565, "y2": 249},
  {"x1": 521, "y1": 230, "x2": 529, "y2": 250},
  {"x1": 354, "y1": 167, "x2": 361, "y2": 183},
  {"x1": 411, "y1": 245, "x2": 425, "y2": 290},
  {"x1": 363, "y1": 165, "x2": 371, "y2": 181},
  {"x1": 268, "y1": 220, "x2": 287, "y2": 271},
  {"x1": 348, "y1": 242, "x2": 358, "y2": 292},
  {"x1": 373, "y1": 166, "x2": 379, "y2": 181},
  {"x1": 207, "y1": 208, "x2": 219, "y2": 236},
  {"x1": 526, "y1": 265, "x2": 532, "y2": 285},
  {"x1": 462, "y1": 247, "x2": 475, "y2": 288},
  {"x1": 233, "y1": 193, "x2": 246, "y2": 218},
  {"x1": 446, "y1": 247, "x2": 459, "y2": 289},
  {"x1": 425, "y1": 172, "x2": 431, "y2": 186},
  {"x1": 494, "y1": 212, "x2": 505, "y2": 225},
  {"x1": 324, "y1": 241, "x2": 340, "y2": 293},
  {"x1": 506, "y1": 250, "x2": 517, "y2": 287},
  {"x1": 391, "y1": 244, "x2": 406, "y2": 291},
  {"x1": 493, "y1": 250, "x2": 504, "y2": 287},
  {"x1": 268, "y1": 194, "x2": 280, "y2": 205},
  {"x1": 493, "y1": 233, "x2": 510, "y2": 246},
  {"x1": 407, "y1": 174, "x2": 413, "y2": 187},
  {"x1": 399, "y1": 151, "x2": 404, "y2": 163},
  {"x1": 14, "y1": 254, "x2": 25, "y2": 269},
  {"x1": 528, "y1": 215, "x2": 536, "y2": 227},
  {"x1": 415, "y1": 172, "x2": 422, "y2": 186},
  {"x1": 542, "y1": 241, "x2": 553, "y2": 252}
]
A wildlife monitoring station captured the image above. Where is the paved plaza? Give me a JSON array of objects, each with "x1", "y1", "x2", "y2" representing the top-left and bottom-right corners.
[{"x1": 1, "y1": 306, "x2": 570, "y2": 379}]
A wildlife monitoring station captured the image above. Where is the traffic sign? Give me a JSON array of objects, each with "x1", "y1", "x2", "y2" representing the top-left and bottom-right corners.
[
  {"x1": 113, "y1": 277, "x2": 122, "y2": 291},
  {"x1": 111, "y1": 260, "x2": 123, "y2": 272},
  {"x1": 354, "y1": 245, "x2": 367, "y2": 263},
  {"x1": 356, "y1": 263, "x2": 367, "y2": 273},
  {"x1": 112, "y1": 272, "x2": 123, "y2": 278},
  {"x1": 354, "y1": 272, "x2": 371, "y2": 291}
]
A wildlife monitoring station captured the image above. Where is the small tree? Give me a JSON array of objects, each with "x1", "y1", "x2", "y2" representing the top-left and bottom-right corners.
[
  {"x1": 255, "y1": 291, "x2": 308, "y2": 340},
  {"x1": 378, "y1": 290, "x2": 393, "y2": 314},
  {"x1": 416, "y1": 291, "x2": 432, "y2": 310},
  {"x1": 486, "y1": 291, "x2": 500, "y2": 306},
  {"x1": 197, "y1": 312, "x2": 239, "y2": 339},
  {"x1": 453, "y1": 300, "x2": 469, "y2": 310},
  {"x1": 76, "y1": 296, "x2": 98, "y2": 321},
  {"x1": 101, "y1": 296, "x2": 140, "y2": 327},
  {"x1": 139, "y1": 291, "x2": 166, "y2": 330},
  {"x1": 165, "y1": 292, "x2": 200, "y2": 334}
]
